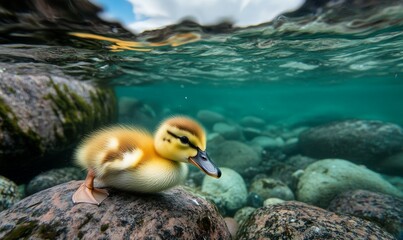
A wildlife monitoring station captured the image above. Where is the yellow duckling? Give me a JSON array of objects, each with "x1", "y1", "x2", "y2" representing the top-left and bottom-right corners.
[{"x1": 72, "y1": 116, "x2": 221, "y2": 205}]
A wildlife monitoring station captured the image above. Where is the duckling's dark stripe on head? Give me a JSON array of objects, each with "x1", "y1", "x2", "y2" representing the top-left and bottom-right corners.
[{"x1": 164, "y1": 117, "x2": 204, "y2": 140}]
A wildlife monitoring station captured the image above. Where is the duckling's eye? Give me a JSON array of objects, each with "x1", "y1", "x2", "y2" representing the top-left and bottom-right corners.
[{"x1": 179, "y1": 136, "x2": 189, "y2": 144}]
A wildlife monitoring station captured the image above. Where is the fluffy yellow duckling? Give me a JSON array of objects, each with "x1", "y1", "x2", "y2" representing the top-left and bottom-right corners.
[{"x1": 72, "y1": 116, "x2": 221, "y2": 205}]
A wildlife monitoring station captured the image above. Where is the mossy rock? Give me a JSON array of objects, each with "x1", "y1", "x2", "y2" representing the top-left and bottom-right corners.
[{"x1": 0, "y1": 65, "x2": 117, "y2": 182}]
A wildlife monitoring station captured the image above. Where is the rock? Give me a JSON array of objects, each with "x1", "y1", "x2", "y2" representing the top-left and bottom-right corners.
[
  {"x1": 196, "y1": 110, "x2": 226, "y2": 128},
  {"x1": 0, "y1": 63, "x2": 116, "y2": 182},
  {"x1": 384, "y1": 175, "x2": 403, "y2": 193},
  {"x1": 299, "y1": 120, "x2": 403, "y2": 165},
  {"x1": 378, "y1": 151, "x2": 403, "y2": 176},
  {"x1": 201, "y1": 168, "x2": 247, "y2": 213},
  {"x1": 237, "y1": 201, "x2": 395, "y2": 240},
  {"x1": 0, "y1": 181, "x2": 230, "y2": 239},
  {"x1": 224, "y1": 217, "x2": 238, "y2": 239},
  {"x1": 0, "y1": 176, "x2": 21, "y2": 211},
  {"x1": 234, "y1": 207, "x2": 256, "y2": 227},
  {"x1": 26, "y1": 167, "x2": 86, "y2": 195},
  {"x1": 118, "y1": 97, "x2": 141, "y2": 116},
  {"x1": 251, "y1": 136, "x2": 284, "y2": 149},
  {"x1": 246, "y1": 192, "x2": 263, "y2": 208},
  {"x1": 242, "y1": 127, "x2": 262, "y2": 141},
  {"x1": 249, "y1": 178, "x2": 295, "y2": 200},
  {"x1": 213, "y1": 122, "x2": 242, "y2": 140},
  {"x1": 240, "y1": 116, "x2": 266, "y2": 129},
  {"x1": 118, "y1": 97, "x2": 157, "y2": 128},
  {"x1": 328, "y1": 190, "x2": 403, "y2": 238},
  {"x1": 206, "y1": 133, "x2": 226, "y2": 153},
  {"x1": 297, "y1": 159, "x2": 403, "y2": 208},
  {"x1": 209, "y1": 141, "x2": 261, "y2": 174},
  {"x1": 263, "y1": 197, "x2": 285, "y2": 206}
]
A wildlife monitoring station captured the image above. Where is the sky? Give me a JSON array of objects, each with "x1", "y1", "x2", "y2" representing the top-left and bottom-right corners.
[{"x1": 93, "y1": 0, "x2": 305, "y2": 33}]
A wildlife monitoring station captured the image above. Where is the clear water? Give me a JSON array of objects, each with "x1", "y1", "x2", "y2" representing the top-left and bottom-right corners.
[
  {"x1": 1, "y1": 2, "x2": 402, "y2": 127},
  {"x1": 0, "y1": 0, "x2": 403, "y2": 237}
]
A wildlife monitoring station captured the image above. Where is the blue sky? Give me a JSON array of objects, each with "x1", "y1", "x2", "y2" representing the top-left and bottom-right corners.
[{"x1": 93, "y1": 0, "x2": 136, "y2": 25}]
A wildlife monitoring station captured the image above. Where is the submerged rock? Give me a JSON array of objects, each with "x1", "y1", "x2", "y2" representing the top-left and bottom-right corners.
[
  {"x1": 234, "y1": 207, "x2": 256, "y2": 227},
  {"x1": 0, "y1": 176, "x2": 21, "y2": 211},
  {"x1": 209, "y1": 141, "x2": 261, "y2": 174},
  {"x1": 240, "y1": 116, "x2": 266, "y2": 129},
  {"x1": 213, "y1": 122, "x2": 242, "y2": 140},
  {"x1": 0, "y1": 181, "x2": 230, "y2": 239},
  {"x1": 0, "y1": 64, "x2": 116, "y2": 182},
  {"x1": 328, "y1": 189, "x2": 403, "y2": 238},
  {"x1": 299, "y1": 120, "x2": 403, "y2": 165},
  {"x1": 196, "y1": 110, "x2": 226, "y2": 128},
  {"x1": 378, "y1": 151, "x2": 403, "y2": 176},
  {"x1": 26, "y1": 167, "x2": 86, "y2": 195},
  {"x1": 237, "y1": 201, "x2": 395, "y2": 240},
  {"x1": 202, "y1": 167, "x2": 248, "y2": 213},
  {"x1": 249, "y1": 178, "x2": 295, "y2": 201},
  {"x1": 297, "y1": 159, "x2": 402, "y2": 208}
]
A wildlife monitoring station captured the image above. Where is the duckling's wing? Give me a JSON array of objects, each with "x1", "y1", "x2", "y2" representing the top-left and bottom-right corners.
[{"x1": 76, "y1": 126, "x2": 154, "y2": 176}]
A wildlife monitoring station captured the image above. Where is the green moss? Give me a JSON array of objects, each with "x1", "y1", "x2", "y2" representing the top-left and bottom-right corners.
[
  {"x1": 46, "y1": 78, "x2": 116, "y2": 144},
  {"x1": 100, "y1": 223, "x2": 109, "y2": 232},
  {"x1": 0, "y1": 96, "x2": 43, "y2": 156},
  {"x1": 37, "y1": 223, "x2": 59, "y2": 239},
  {"x1": 3, "y1": 221, "x2": 38, "y2": 240}
]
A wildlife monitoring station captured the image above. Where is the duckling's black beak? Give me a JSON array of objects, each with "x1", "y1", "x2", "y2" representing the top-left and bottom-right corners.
[{"x1": 189, "y1": 149, "x2": 221, "y2": 178}]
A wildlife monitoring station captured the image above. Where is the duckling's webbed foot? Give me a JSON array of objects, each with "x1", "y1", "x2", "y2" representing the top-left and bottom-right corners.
[{"x1": 72, "y1": 169, "x2": 109, "y2": 205}]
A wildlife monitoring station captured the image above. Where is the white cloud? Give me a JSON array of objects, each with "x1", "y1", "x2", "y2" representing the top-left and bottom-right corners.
[{"x1": 127, "y1": 0, "x2": 305, "y2": 33}]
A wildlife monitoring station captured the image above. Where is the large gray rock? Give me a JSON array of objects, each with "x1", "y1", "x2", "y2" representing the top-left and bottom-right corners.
[
  {"x1": 0, "y1": 64, "x2": 116, "y2": 181},
  {"x1": 328, "y1": 189, "x2": 403, "y2": 238},
  {"x1": 237, "y1": 201, "x2": 395, "y2": 239},
  {"x1": 202, "y1": 168, "x2": 248, "y2": 213},
  {"x1": 249, "y1": 178, "x2": 295, "y2": 201},
  {"x1": 26, "y1": 167, "x2": 86, "y2": 195},
  {"x1": 298, "y1": 120, "x2": 403, "y2": 165},
  {"x1": 213, "y1": 122, "x2": 242, "y2": 140},
  {"x1": 0, "y1": 181, "x2": 230, "y2": 239},
  {"x1": 209, "y1": 141, "x2": 261, "y2": 174},
  {"x1": 196, "y1": 110, "x2": 226, "y2": 128},
  {"x1": 296, "y1": 159, "x2": 402, "y2": 208}
]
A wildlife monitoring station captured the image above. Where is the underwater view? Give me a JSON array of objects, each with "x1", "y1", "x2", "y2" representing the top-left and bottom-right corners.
[{"x1": 0, "y1": 0, "x2": 403, "y2": 239}]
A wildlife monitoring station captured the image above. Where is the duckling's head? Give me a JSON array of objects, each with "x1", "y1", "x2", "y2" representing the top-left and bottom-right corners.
[{"x1": 154, "y1": 116, "x2": 221, "y2": 178}]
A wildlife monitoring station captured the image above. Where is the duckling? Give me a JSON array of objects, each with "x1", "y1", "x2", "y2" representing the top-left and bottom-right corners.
[{"x1": 72, "y1": 116, "x2": 221, "y2": 205}]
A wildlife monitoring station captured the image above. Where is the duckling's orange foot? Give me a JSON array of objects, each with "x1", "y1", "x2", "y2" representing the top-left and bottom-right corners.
[{"x1": 72, "y1": 183, "x2": 109, "y2": 205}]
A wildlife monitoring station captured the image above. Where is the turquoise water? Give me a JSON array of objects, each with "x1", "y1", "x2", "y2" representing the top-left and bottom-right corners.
[{"x1": 1, "y1": 1, "x2": 403, "y2": 238}]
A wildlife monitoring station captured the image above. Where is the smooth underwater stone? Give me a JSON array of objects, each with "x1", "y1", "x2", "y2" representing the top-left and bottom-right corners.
[
  {"x1": 237, "y1": 201, "x2": 395, "y2": 240},
  {"x1": 240, "y1": 116, "x2": 266, "y2": 129},
  {"x1": 0, "y1": 181, "x2": 230, "y2": 239},
  {"x1": 209, "y1": 141, "x2": 261, "y2": 174},
  {"x1": 263, "y1": 197, "x2": 285, "y2": 206},
  {"x1": 213, "y1": 122, "x2": 242, "y2": 140},
  {"x1": 251, "y1": 136, "x2": 285, "y2": 149},
  {"x1": 196, "y1": 110, "x2": 226, "y2": 128},
  {"x1": 328, "y1": 189, "x2": 403, "y2": 238},
  {"x1": 201, "y1": 167, "x2": 248, "y2": 213},
  {"x1": 249, "y1": 178, "x2": 295, "y2": 201},
  {"x1": 0, "y1": 176, "x2": 21, "y2": 211},
  {"x1": 26, "y1": 167, "x2": 86, "y2": 195},
  {"x1": 378, "y1": 151, "x2": 403, "y2": 176},
  {"x1": 296, "y1": 159, "x2": 403, "y2": 208},
  {"x1": 0, "y1": 64, "x2": 117, "y2": 182},
  {"x1": 298, "y1": 120, "x2": 403, "y2": 165},
  {"x1": 234, "y1": 206, "x2": 256, "y2": 227}
]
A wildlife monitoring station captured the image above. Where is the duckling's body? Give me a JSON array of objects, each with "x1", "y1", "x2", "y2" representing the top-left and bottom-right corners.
[{"x1": 72, "y1": 116, "x2": 221, "y2": 205}]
